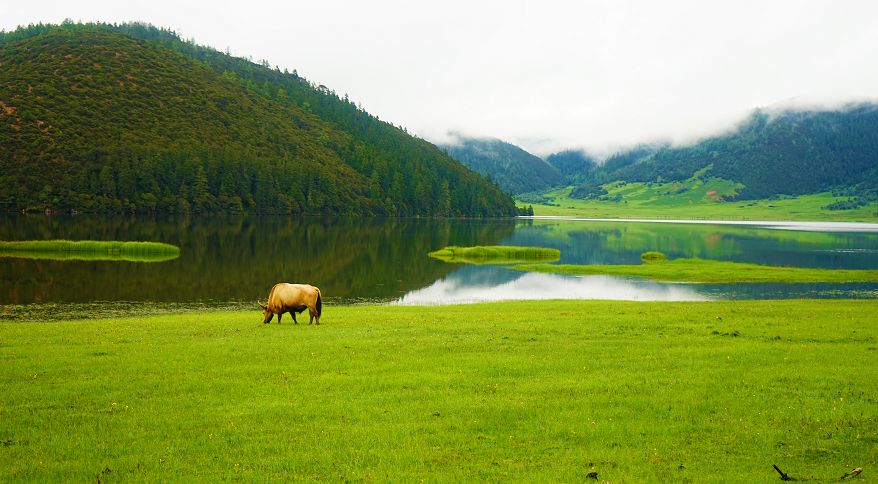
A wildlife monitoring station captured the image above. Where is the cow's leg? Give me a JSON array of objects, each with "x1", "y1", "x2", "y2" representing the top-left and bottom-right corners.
[
  {"x1": 292, "y1": 312, "x2": 298, "y2": 324},
  {"x1": 277, "y1": 311, "x2": 282, "y2": 324}
]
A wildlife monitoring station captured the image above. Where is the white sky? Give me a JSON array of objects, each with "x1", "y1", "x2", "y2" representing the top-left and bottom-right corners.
[{"x1": 3, "y1": 0, "x2": 878, "y2": 157}]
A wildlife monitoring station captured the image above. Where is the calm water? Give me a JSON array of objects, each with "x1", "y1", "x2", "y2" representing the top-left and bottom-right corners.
[{"x1": 2, "y1": 215, "x2": 877, "y2": 309}]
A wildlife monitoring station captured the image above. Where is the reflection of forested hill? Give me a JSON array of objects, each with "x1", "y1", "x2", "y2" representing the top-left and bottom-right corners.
[
  {"x1": 0, "y1": 216, "x2": 516, "y2": 304},
  {"x1": 509, "y1": 219, "x2": 878, "y2": 268}
]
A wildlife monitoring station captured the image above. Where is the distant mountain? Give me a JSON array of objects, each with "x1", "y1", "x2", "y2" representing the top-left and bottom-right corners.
[
  {"x1": 0, "y1": 22, "x2": 516, "y2": 216},
  {"x1": 603, "y1": 105, "x2": 878, "y2": 199},
  {"x1": 600, "y1": 143, "x2": 667, "y2": 174},
  {"x1": 549, "y1": 106, "x2": 878, "y2": 203},
  {"x1": 440, "y1": 137, "x2": 562, "y2": 194},
  {"x1": 545, "y1": 150, "x2": 598, "y2": 182}
]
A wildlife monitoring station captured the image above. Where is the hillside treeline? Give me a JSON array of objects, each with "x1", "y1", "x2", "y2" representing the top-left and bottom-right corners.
[{"x1": 0, "y1": 22, "x2": 516, "y2": 216}]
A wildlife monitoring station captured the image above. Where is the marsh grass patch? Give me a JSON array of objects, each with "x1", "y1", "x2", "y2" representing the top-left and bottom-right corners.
[
  {"x1": 428, "y1": 245, "x2": 560, "y2": 265},
  {"x1": 0, "y1": 240, "x2": 180, "y2": 262},
  {"x1": 640, "y1": 251, "x2": 668, "y2": 263}
]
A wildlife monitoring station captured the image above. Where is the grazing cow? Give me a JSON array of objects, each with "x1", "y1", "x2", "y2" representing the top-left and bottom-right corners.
[{"x1": 259, "y1": 283, "x2": 322, "y2": 325}]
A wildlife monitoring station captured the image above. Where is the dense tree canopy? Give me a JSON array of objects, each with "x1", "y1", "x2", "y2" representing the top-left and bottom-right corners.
[
  {"x1": 440, "y1": 137, "x2": 562, "y2": 194},
  {"x1": 545, "y1": 150, "x2": 598, "y2": 183},
  {"x1": 0, "y1": 22, "x2": 516, "y2": 216}
]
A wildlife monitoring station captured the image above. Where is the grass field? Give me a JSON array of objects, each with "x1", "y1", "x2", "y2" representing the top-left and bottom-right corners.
[
  {"x1": 519, "y1": 185, "x2": 878, "y2": 222},
  {"x1": 2, "y1": 301, "x2": 876, "y2": 481},
  {"x1": 0, "y1": 240, "x2": 181, "y2": 262}
]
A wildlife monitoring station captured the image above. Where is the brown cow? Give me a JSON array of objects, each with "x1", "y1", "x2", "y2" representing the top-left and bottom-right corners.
[{"x1": 259, "y1": 283, "x2": 322, "y2": 325}]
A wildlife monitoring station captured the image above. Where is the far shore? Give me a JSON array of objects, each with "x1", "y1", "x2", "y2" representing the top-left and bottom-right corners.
[{"x1": 519, "y1": 215, "x2": 878, "y2": 232}]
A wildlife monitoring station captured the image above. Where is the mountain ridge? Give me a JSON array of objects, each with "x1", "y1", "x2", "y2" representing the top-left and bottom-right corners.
[
  {"x1": 439, "y1": 136, "x2": 562, "y2": 194},
  {"x1": 449, "y1": 105, "x2": 878, "y2": 210},
  {"x1": 601, "y1": 105, "x2": 878, "y2": 200}
]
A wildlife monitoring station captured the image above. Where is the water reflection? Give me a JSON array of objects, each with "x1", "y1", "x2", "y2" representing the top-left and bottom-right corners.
[
  {"x1": 393, "y1": 269, "x2": 711, "y2": 305},
  {"x1": 2, "y1": 215, "x2": 878, "y2": 306},
  {"x1": 510, "y1": 218, "x2": 878, "y2": 269},
  {"x1": 698, "y1": 282, "x2": 878, "y2": 299},
  {"x1": 394, "y1": 269, "x2": 878, "y2": 305},
  {"x1": 0, "y1": 215, "x2": 515, "y2": 304}
]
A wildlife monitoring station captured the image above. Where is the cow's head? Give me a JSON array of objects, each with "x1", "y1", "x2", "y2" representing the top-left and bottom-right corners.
[{"x1": 259, "y1": 302, "x2": 273, "y2": 324}]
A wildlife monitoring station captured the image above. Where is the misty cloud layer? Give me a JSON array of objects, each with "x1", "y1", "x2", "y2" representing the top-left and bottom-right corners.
[{"x1": 4, "y1": 0, "x2": 877, "y2": 156}]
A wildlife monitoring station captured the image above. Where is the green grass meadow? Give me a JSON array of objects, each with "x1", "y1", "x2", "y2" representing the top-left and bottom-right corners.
[
  {"x1": 2, "y1": 301, "x2": 876, "y2": 481},
  {"x1": 520, "y1": 185, "x2": 878, "y2": 222}
]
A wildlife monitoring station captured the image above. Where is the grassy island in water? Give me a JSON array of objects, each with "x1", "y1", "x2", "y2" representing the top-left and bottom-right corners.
[
  {"x1": 428, "y1": 245, "x2": 560, "y2": 265},
  {"x1": 0, "y1": 240, "x2": 181, "y2": 262}
]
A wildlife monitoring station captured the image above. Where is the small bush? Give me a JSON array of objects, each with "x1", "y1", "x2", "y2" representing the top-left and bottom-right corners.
[{"x1": 641, "y1": 251, "x2": 667, "y2": 263}]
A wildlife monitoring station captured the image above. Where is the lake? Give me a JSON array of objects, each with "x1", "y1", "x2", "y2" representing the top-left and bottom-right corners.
[{"x1": 1, "y1": 215, "x2": 877, "y2": 314}]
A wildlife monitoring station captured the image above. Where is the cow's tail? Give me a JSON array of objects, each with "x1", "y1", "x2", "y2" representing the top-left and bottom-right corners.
[{"x1": 316, "y1": 288, "x2": 322, "y2": 317}]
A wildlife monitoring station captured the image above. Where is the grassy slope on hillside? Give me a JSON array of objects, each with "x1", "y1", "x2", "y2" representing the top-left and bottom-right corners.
[
  {"x1": 520, "y1": 185, "x2": 878, "y2": 221},
  {"x1": 2, "y1": 301, "x2": 876, "y2": 481}
]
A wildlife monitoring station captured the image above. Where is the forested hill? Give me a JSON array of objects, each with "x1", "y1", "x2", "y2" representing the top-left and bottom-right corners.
[
  {"x1": 591, "y1": 105, "x2": 878, "y2": 199},
  {"x1": 440, "y1": 137, "x2": 562, "y2": 194},
  {"x1": 545, "y1": 150, "x2": 598, "y2": 183},
  {"x1": 0, "y1": 22, "x2": 516, "y2": 216}
]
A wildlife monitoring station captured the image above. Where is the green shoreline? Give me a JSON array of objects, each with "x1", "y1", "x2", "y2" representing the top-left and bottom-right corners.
[
  {"x1": 518, "y1": 186, "x2": 878, "y2": 222},
  {"x1": 514, "y1": 257, "x2": 878, "y2": 283},
  {"x1": 1, "y1": 300, "x2": 875, "y2": 481}
]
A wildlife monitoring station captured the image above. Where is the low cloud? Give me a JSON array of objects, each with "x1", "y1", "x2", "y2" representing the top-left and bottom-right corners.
[{"x1": 5, "y1": 1, "x2": 878, "y2": 158}]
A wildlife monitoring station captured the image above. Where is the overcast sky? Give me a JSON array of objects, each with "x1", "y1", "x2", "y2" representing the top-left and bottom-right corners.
[{"x1": 3, "y1": 1, "x2": 878, "y2": 156}]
